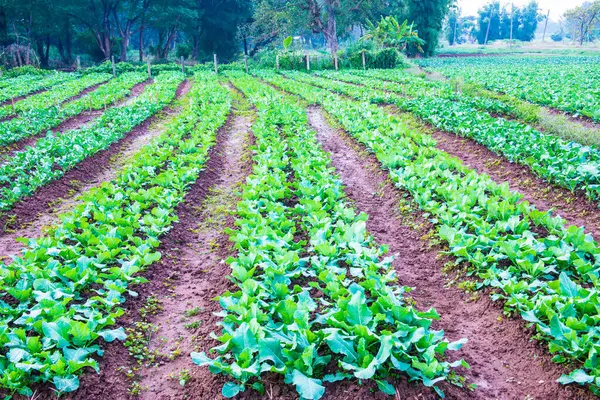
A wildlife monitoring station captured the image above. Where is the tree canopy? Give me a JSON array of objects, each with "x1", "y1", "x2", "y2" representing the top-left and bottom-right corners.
[{"x1": 0, "y1": 0, "x2": 454, "y2": 67}]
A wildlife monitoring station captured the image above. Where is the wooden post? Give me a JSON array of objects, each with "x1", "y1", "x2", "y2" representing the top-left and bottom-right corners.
[
  {"x1": 306, "y1": 53, "x2": 310, "y2": 71},
  {"x1": 11, "y1": 97, "x2": 15, "y2": 114},
  {"x1": 76, "y1": 56, "x2": 81, "y2": 71},
  {"x1": 111, "y1": 56, "x2": 116, "y2": 77},
  {"x1": 542, "y1": 10, "x2": 550, "y2": 42},
  {"x1": 361, "y1": 50, "x2": 366, "y2": 70},
  {"x1": 213, "y1": 53, "x2": 218, "y2": 74},
  {"x1": 276, "y1": 54, "x2": 280, "y2": 70},
  {"x1": 181, "y1": 56, "x2": 185, "y2": 74},
  {"x1": 484, "y1": 6, "x2": 494, "y2": 45},
  {"x1": 147, "y1": 58, "x2": 151, "y2": 78},
  {"x1": 334, "y1": 54, "x2": 338, "y2": 71},
  {"x1": 244, "y1": 55, "x2": 249, "y2": 74}
]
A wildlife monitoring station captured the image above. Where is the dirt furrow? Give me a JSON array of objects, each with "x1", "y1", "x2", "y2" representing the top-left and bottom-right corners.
[
  {"x1": 382, "y1": 105, "x2": 600, "y2": 239},
  {"x1": 306, "y1": 106, "x2": 591, "y2": 400},
  {"x1": 0, "y1": 79, "x2": 151, "y2": 163},
  {"x1": 65, "y1": 91, "x2": 254, "y2": 400},
  {"x1": 0, "y1": 79, "x2": 190, "y2": 262}
]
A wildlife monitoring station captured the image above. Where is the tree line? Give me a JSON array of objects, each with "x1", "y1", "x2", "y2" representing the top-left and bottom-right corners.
[{"x1": 0, "y1": 0, "x2": 452, "y2": 68}]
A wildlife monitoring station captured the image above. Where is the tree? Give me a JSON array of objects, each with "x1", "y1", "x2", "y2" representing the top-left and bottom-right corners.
[
  {"x1": 67, "y1": 0, "x2": 121, "y2": 61},
  {"x1": 516, "y1": 1, "x2": 540, "y2": 41},
  {"x1": 362, "y1": 16, "x2": 424, "y2": 53},
  {"x1": 564, "y1": 1, "x2": 600, "y2": 45},
  {"x1": 113, "y1": 0, "x2": 152, "y2": 61},
  {"x1": 476, "y1": 1, "x2": 501, "y2": 44},
  {"x1": 301, "y1": 0, "x2": 341, "y2": 58},
  {"x1": 405, "y1": 0, "x2": 452, "y2": 56},
  {"x1": 148, "y1": 0, "x2": 196, "y2": 59}
]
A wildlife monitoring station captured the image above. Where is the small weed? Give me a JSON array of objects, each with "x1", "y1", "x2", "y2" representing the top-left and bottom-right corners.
[{"x1": 185, "y1": 306, "x2": 203, "y2": 317}]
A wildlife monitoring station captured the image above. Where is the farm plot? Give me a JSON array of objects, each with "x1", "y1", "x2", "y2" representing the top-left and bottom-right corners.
[
  {"x1": 419, "y1": 56, "x2": 600, "y2": 122},
  {"x1": 1, "y1": 65, "x2": 600, "y2": 400}
]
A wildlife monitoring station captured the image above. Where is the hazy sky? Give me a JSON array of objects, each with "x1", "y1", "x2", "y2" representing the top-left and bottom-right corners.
[{"x1": 457, "y1": 0, "x2": 585, "y2": 20}]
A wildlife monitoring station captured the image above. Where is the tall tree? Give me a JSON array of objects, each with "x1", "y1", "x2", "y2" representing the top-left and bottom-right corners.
[
  {"x1": 405, "y1": 0, "x2": 452, "y2": 56},
  {"x1": 113, "y1": 0, "x2": 152, "y2": 61},
  {"x1": 148, "y1": 0, "x2": 196, "y2": 59},
  {"x1": 475, "y1": 1, "x2": 501, "y2": 44},
  {"x1": 67, "y1": 0, "x2": 121, "y2": 61},
  {"x1": 564, "y1": 1, "x2": 600, "y2": 45}
]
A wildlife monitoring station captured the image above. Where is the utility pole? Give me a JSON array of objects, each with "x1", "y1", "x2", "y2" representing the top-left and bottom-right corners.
[
  {"x1": 484, "y1": 6, "x2": 494, "y2": 45},
  {"x1": 542, "y1": 10, "x2": 550, "y2": 42},
  {"x1": 453, "y1": 15, "x2": 458, "y2": 45},
  {"x1": 509, "y1": 3, "x2": 514, "y2": 49}
]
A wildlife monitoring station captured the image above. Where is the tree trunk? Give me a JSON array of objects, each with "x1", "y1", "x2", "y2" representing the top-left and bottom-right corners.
[
  {"x1": 192, "y1": 34, "x2": 199, "y2": 59},
  {"x1": 139, "y1": 23, "x2": 145, "y2": 62},
  {"x1": 323, "y1": 3, "x2": 338, "y2": 58}
]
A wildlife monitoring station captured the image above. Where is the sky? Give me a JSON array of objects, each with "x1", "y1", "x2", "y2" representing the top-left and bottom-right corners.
[{"x1": 457, "y1": 0, "x2": 585, "y2": 21}]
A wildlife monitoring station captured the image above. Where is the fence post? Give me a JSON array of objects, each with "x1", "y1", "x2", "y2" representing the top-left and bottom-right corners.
[
  {"x1": 244, "y1": 55, "x2": 249, "y2": 74},
  {"x1": 214, "y1": 54, "x2": 218, "y2": 74},
  {"x1": 76, "y1": 56, "x2": 81, "y2": 71},
  {"x1": 181, "y1": 56, "x2": 185, "y2": 74},
  {"x1": 147, "y1": 58, "x2": 151, "y2": 78},
  {"x1": 306, "y1": 53, "x2": 310, "y2": 71},
  {"x1": 334, "y1": 54, "x2": 338, "y2": 71},
  {"x1": 276, "y1": 54, "x2": 280, "y2": 70},
  {"x1": 362, "y1": 50, "x2": 366, "y2": 70},
  {"x1": 111, "y1": 56, "x2": 116, "y2": 77}
]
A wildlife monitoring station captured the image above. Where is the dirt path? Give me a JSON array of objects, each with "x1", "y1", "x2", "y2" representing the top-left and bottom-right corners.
[
  {"x1": 64, "y1": 89, "x2": 254, "y2": 400},
  {"x1": 306, "y1": 106, "x2": 591, "y2": 400},
  {"x1": 0, "y1": 79, "x2": 151, "y2": 162},
  {"x1": 0, "y1": 79, "x2": 190, "y2": 264}
]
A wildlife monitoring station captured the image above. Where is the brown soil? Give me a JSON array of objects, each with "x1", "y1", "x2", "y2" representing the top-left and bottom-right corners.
[
  {"x1": 0, "y1": 87, "x2": 49, "y2": 108},
  {"x1": 61, "y1": 95, "x2": 253, "y2": 400},
  {"x1": 401, "y1": 109, "x2": 600, "y2": 238},
  {"x1": 0, "y1": 79, "x2": 189, "y2": 262},
  {"x1": 0, "y1": 79, "x2": 151, "y2": 162},
  {"x1": 305, "y1": 106, "x2": 592, "y2": 400}
]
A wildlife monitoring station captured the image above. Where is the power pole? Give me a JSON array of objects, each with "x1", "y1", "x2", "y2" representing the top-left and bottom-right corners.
[
  {"x1": 453, "y1": 12, "x2": 458, "y2": 45},
  {"x1": 542, "y1": 10, "x2": 550, "y2": 42},
  {"x1": 484, "y1": 6, "x2": 494, "y2": 45},
  {"x1": 509, "y1": 3, "x2": 514, "y2": 49}
]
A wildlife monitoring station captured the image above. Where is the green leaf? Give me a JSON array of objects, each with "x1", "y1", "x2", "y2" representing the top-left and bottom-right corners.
[
  {"x1": 558, "y1": 369, "x2": 594, "y2": 385},
  {"x1": 54, "y1": 375, "x2": 80, "y2": 393},
  {"x1": 290, "y1": 370, "x2": 325, "y2": 400},
  {"x1": 346, "y1": 291, "x2": 372, "y2": 326},
  {"x1": 559, "y1": 272, "x2": 579, "y2": 297},
  {"x1": 222, "y1": 382, "x2": 244, "y2": 398},
  {"x1": 98, "y1": 328, "x2": 127, "y2": 342},
  {"x1": 376, "y1": 379, "x2": 396, "y2": 395},
  {"x1": 325, "y1": 330, "x2": 358, "y2": 363}
]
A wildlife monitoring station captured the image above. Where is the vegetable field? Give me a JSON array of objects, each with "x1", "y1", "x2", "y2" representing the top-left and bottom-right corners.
[{"x1": 1, "y1": 57, "x2": 600, "y2": 400}]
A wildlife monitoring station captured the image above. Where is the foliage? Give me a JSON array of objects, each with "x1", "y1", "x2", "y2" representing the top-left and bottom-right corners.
[
  {"x1": 0, "y1": 72, "x2": 147, "y2": 147},
  {"x1": 362, "y1": 16, "x2": 425, "y2": 54},
  {"x1": 475, "y1": 1, "x2": 541, "y2": 44},
  {"x1": 264, "y1": 70, "x2": 600, "y2": 396},
  {"x1": 564, "y1": 1, "x2": 600, "y2": 45},
  {"x1": 419, "y1": 55, "x2": 600, "y2": 121},
  {"x1": 0, "y1": 72, "x2": 230, "y2": 395},
  {"x1": 404, "y1": 0, "x2": 452, "y2": 56},
  {"x1": 192, "y1": 72, "x2": 467, "y2": 399}
]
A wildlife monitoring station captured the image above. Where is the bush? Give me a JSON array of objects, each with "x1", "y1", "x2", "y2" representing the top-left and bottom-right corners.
[{"x1": 176, "y1": 43, "x2": 192, "y2": 60}]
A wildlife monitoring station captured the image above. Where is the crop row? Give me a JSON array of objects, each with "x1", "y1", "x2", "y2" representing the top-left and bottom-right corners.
[
  {"x1": 0, "y1": 72, "x2": 112, "y2": 120},
  {"x1": 291, "y1": 71, "x2": 600, "y2": 205},
  {"x1": 0, "y1": 71, "x2": 75, "y2": 103},
  {"x1": 419, "y1": 56, "x2": 600, "y2": 121},
  {"x1": 261, "y1": 71, "x2": 600, "y2": 394},
  {"x1": 192, "y1": 73, "x2": 467, "y2": 399},
  {"x1": 0, "y1": 72, "x2": 182, "y2": 211},
  {"x1": 340, "y1": 69, "x2": 539, "y2": 124},
  {"x1": 0, "y1": 72, "x2": 148, "y2": 148},
  {"x1": 0, "y1": 72, "x2": 231, "y2": 395}
]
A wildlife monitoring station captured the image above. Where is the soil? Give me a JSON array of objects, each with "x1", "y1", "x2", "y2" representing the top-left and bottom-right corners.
[
  {"x1": 0, "y1": 79, "x2": 189, "y2": 263},
  {"x1": 396, "y1": 107, "x2": 600, "y2": 239},
  {"x1": 0, "y1": 79, "x2": 151, "y2": 162},
  {"x1": 61, "y1": 90, "x2": 254, "y2": 400},
  {"x1": 305, "y1": 106, "x2": 592, "y2": 400}
]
